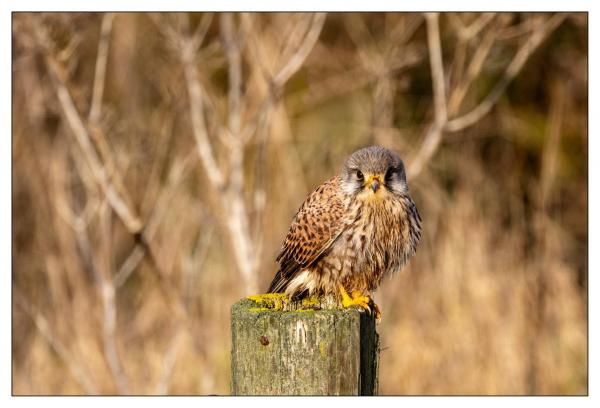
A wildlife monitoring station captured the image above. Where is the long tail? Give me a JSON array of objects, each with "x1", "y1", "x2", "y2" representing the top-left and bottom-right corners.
[
  {"x1": 267, "y1": 268, "x2": 309, "y2": 299},
  {"x1": 267, "y1": 270, "x2": 288, "y2": 293}
]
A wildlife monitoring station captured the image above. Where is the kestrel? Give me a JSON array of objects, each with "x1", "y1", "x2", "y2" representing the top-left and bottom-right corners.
[{"x1": 267, "y1": 146, "x2": 421, "y2": 316}]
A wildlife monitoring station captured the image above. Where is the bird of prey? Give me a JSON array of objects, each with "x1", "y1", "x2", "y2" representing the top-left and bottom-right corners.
[{"x1": 268, "y1": 146, "x2": 421, "y2": 316}]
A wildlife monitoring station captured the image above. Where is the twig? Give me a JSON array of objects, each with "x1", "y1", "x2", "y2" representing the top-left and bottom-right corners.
[
  {"x1": 189, "y1": 13, "x2": 214, "y2": 54},
  {"x1": 289, "y1": 50, "x2": 422, "y2": 114},
  {"x1": 153, "y1": 331, "x2": 184, "y2": 395},
  {"x1": 250, "y1": 119, "x2": 270, "y2": 258},
  {"x1": 447, "y1": 27, "x2": 496, "y2": 116},
  {"x1": 89, "y1": 13, "x2": 114, "y2": 124},
  {"x1": 14, "y1": 290, "x2": 98, "y2": 395},
  {"x1": 539, "y1": 82, "x2": 565, "y2": 206},
  {"x1": 181, "y1": 36, "x2": 225, "y2": 190},
  {"x1": 407, "y1": 13, "x2": 447, "y2": 178},
  {"x1": 277, "y1": 14, "x2": 314, "y2": 67},
  {"x1": 220, "y1": 13, "x2": 258, "y2": 293},
  {"x1": 140, "y1": 112, "x2": 175, "y2": 214},
  {"x1": 183, "y1": 221, "x2": 215, "y2": 304},
  {"x1": 408, "y1": 13, "x2": 566, "y2": 179},
  {"x1": 99, "y1": 278, "x2": 129, "y2": 394},
  {"x1": 221, "y1": 13, "x2": 243, "y2": 138},
  {"x1": 184, "y1": 13, "x2": 311, "y2": 293},
  {"x1": 239, "y1": 13, "x2": 328, "y2": 142},
  {"x1": 62, "y1": 189, "x2": 129, "y2": 394},
  {"x1": 115, "y1": 152, "x2": 197, "y2": 287},
  {"x1": 388, "y1": 14, "x2": 423, "y2": 45},
  {"x1": 177, "y1": 13, "x2": 326, "y2": 294},
  {"x1": 87, "y1": 14, "x2": 140, "y2": 228},
  {"x1": 148, "y1": 13, "x2": 181, "y2": 50},
  {"x1": 448, "y1": 13, "x2": 496, "y2": 40},
  {"x1": 50, "y1": 57, "x2": 141, "y2": 233},
  {"x1": 426, "y1": 13, "x2": 447, "y2": 126},
  {"x1": 445, "y1": 13, "x2": 566, "y2": 132},
  {"x1": 372, "y1": 74, "x2": 395, "y2": 144},
  {"x1": 273, "y1": 13, "x2": 326, "y2": 87},
  {"x1": 97, "y1": 203, "x2": 130, "y2": 394},
  {"x1": 239, "y1": 13, "x2": 276, "y2": 86},
  {"x1": 30, "y1": 19, "x2": 143, "y2": 233}
]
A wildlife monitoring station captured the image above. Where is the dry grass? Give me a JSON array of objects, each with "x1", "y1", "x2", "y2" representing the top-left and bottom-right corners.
[{"x1": 12, "y1": 12, "x2": 587, "y2": 395}]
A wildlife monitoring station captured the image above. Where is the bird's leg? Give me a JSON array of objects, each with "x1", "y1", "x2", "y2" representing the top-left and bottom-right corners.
[
  {"x1": 339, "y1": 286, "x2": 371, "y2": 313},
  {"x1": 339, "y1": 287, "x2": 382, "y2": 322}
]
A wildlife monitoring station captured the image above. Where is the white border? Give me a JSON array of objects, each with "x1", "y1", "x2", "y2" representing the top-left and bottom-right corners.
[
  {"x1": 2, "y1": 1, "x2": 595, "y2": 407},
  {"x1": 1, "y1": 0, "x2": 593, "y2": 12}
]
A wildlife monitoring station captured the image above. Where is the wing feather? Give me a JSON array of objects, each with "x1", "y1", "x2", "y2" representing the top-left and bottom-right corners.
[{"x1": 268, "y1": 177, "x2": 347, "y2": 293}]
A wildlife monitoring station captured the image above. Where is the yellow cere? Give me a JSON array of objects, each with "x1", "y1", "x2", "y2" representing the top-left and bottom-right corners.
[
  {"x1": 359, "y1": 174, "x2": 391, "y2": 201},
  {"x1": 365, "y1": 174, "x2": 382, "y2": 184}
]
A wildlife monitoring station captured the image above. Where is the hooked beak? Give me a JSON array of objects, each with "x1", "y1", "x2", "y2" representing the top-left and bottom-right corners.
[
  {"x1": 367, "y1": 176, "x2": 381, "y2": 193},
  {"x1": 369, "y1": 178, "x2": 381, "y2": 193}
]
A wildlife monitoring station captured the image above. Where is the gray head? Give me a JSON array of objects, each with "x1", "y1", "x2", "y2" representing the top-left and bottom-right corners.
[{"x1": 340, "y1": 146, "x2": 408, "y2": 197}]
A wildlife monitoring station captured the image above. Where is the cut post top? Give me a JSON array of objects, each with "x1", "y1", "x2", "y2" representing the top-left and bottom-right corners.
[{"x1": 230, "y1": 294, "x2": 379, "y2": 396}]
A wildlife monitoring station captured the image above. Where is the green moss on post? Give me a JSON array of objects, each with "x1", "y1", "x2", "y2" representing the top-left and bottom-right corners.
[{"x1": 230, "y1": 297, "x2": 379, "y2": 395}]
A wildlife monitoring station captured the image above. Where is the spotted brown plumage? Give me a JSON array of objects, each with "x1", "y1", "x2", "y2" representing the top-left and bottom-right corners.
[
  {"x1": 267, "y1": 146, "x2": 421, "y2": 315},
  {"x1": 269, "y1": 177, "x2": 350, "y2": 294}
]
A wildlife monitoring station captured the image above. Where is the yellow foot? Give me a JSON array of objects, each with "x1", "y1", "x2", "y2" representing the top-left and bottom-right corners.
[
  {"x1": 339, "y1": 286, "x2": 372, "y2": 313},
  {"x1": 339, "y1": 287, "x2": 382, "y2": 323}
]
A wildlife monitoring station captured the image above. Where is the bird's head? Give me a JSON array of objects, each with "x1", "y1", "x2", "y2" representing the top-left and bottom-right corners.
[{"x1": 340, "y1": 146, "x2": 409, "y2": 198}]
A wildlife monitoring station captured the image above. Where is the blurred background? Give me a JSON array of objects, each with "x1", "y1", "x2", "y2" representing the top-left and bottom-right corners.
[{"x1": 12, "y1": 12, "x2": 587, "y2": 395}]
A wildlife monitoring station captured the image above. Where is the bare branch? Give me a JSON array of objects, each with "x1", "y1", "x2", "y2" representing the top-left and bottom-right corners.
[
  {"x1": 239, "y1": 13, "x2": 276, "y2": 85},
  {"x1": 153, "y1": 331, "x2": 184, "y2": 395},
  {"x1": 445, "y1": 13, "x2": 566, "y2": 132},
  {"x1": 181, "y1": 38, "x2": 225, "y2": 190},
  {"x1": 89, "y1": 13, "x2": 114, "y2": 124},
  {"x1": 14, "y1": 290, "x2": 98, "y2": 395},
  {"x1": 115, "y1": 152, "x2": 197, "y2": 287},
  {"x1": 448, "y1": 13, "x2": 496, "y2": 40},
  {"x1": 221, "y1": 13, "x2": 242, "y2": 137},
  {"x1": 177, "y1": 13, "x2": 326, "y2": 294},
  {"x1": 407, "y1": 13, "x2": 447, "y2": 179},
  {"x1": 239, "y1": 13, "x2": 328, "y2": 143},
  {"x1": 99, "y1": 278, "x2": 130, "y2": 394},
  {"x1": 273, "y1": 13, "x2": 326, "y2": 87},
  {"x1": 447, "y1": 27, "x2": 496, "y2": 116},
  {"x1": 30, "y1": 19, "x2": 143, "y2": 234},
  {"x1": 288, "y1": 49, "x2": 422, "y2": 113},
  {"x1": 409, "y1": 13, "x2": 566, "y2": 179},
  {"x1": 220, "y1": 13, "x2": 257, "y2": 292},
  {"x1": 278, "y1": 14, "x2": 314, "y2": 66},
  {"x1": 59, "y1": 185, "x2": 129, "y2": 394},
  {"x1": 425, "y1": 13, "x2": 447, "y2": 126},
  {"x1": 148, "y1": 13, "x2": 181, "y2": 49},
  {"x1": 114, "y1": 245, "x2": 145, "y2": 287},
  {"x1": 539, "y1": 82, "x2": 566, "y2": 206},
  {"x1": 97, "y1": 204, "x2": 129, "y2": 394},
  {"x1": 190, "y1": 13, "x2": 214, "y2": 53}
]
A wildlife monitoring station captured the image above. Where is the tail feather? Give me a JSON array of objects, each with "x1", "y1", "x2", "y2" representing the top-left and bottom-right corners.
[
  {"x1": 267, "y1": 270, "x2": 288, "y2": 293},
  {"x1": 267, "y1": 257, "x2": 302, "y2": 293},
  {"x1": 267, "y1": 269, "x2": 311, "y2": 300}
]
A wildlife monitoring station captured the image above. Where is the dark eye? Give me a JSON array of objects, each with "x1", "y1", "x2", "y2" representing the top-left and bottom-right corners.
[
  {"x1": 385, "y1": 167, "x2": 396, "y2": 181},
  {"x1": 356, "y1": 170, "x2": 364, "y2": 181}
]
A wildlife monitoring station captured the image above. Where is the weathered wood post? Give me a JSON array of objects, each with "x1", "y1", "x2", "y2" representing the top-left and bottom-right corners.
[{"x1": 230, "y1": 295, "x2": 379, "y2": 395}]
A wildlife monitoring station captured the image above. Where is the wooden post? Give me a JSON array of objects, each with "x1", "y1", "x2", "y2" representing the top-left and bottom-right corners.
[{"x1": 230, "y1": 296, "x2": 379, "y2": 395}]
